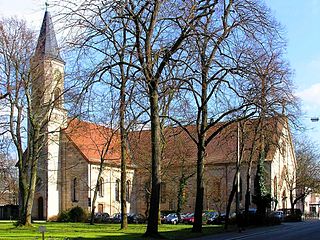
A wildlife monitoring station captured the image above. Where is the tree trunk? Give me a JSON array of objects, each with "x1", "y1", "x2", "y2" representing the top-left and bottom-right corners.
[
  {"x1": 224, "y1": 175, "x2": 237, "y2": 230},
  {"x1": 18, "y1": 171, "x2": 32, "y2": 226},
  {"x1": 192, "y1": 138, "x2": 205, "y2": 233},
  {"x1": 17, "y1": 129, "x2": 40, "y2": 226},
  {"x1": 245, "y1": 163, "x2": 252, "y2": 226},
  {"x1": 144, "y1": 80, "x2": 162, "y2": 238},
  {"x1": 192, "y1": 65, "x2": 208, "y2": 233},
  {"x1": 177, "y1": 174, "x2": 186, "y2": 222},
  {"x1": 90, "y1": 160, "x2": 104, "y2": 225},
  {"x1": 290, "y1": 189, "x2": 294, "y2": 215},
  {"x1": 120, "y1": 77, "x2": 128, "y2": 229}
]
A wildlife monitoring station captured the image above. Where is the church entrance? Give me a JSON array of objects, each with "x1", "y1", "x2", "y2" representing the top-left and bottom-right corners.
[
  {"x1": 98, "y1": 204, "x2": 103, "y2": 213},
  {"x1": 38, "y1": 197, "x2": 44, "y2": 220}
]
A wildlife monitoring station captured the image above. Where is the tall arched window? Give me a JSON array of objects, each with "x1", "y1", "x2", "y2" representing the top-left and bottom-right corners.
[
  {"x1": 239, "y1": 177, "x2": 243, "y2": 201},
  {"x1": 72, "y1": 178, "x2": 78, "y2": 202},
  {"x1": 98, "y1": 177, "x2": 104, "y2": 197},
  {"x1": 126, "y1": 180, "x2": 131, "y2": 202},
  {"x1": 212, "y1": 178, "x2": 221, "y2": 202},
  {"x1": 274, "y1": 176, "x2": 278, "y2": 199},
  {"x1": 115, "y1": 179, "x2": 120, "y2": 201},
  {"x1": 160, "y1": 182, "x2": 166, "y2": 203},
  {"x1": 282, "y1": 190, "x2": 287, "y2": 209},
  {"x1": 54, "y1": 88, "x2": 61, "y2": 107}
]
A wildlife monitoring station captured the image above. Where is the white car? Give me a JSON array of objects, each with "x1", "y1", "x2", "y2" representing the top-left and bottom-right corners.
[{"x1": 164, "y1": 213, "x2": 178, "y2": 224}]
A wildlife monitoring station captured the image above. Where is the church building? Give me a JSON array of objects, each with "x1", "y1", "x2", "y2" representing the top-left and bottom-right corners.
[
  {"x1": 30, "y1": 10, "x2": 297, "y2": 220},
  {"x1": 31, "y1": 11, "x2": 134, "y2": 220}
]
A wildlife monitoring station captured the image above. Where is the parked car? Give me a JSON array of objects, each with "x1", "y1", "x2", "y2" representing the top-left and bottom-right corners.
[
  {"x1": 202, "y1": 211, "x2": 219, "y2": 224},
  {"x1": 179, "y1": 212, "x2": 192, "y2": 223},
  {"x1": 164, "y1": 213, "x2": 179, "y2": 224},
  {"x1": 182, "y1": 213, "x2": 194, "y2": 224},
  {"x1": 278, "y1": 208, "x2": 302, "y2": 222},
  {"x1": 160, "y1": 210, "x2": 175, "y2": 224},
  {"x1": 94, "y1": 212, "x2": 110, "y2": 223},
  {"x1": 109, "y1": 213, "x2": 122, "y2": 223},
  {"x1": 206, "y1": 212, "x2": 220, "y2": 225},
  {"x1": 127, "y1": 213, "x2": 146, "y2": 224},
  {"x1": 269, "y1": 210, "x2": 284, "y2": 221}
]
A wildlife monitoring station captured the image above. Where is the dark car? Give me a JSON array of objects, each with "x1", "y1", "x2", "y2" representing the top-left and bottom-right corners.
[
  {"x1": 269, "y1": 210, "x2": 284, "y2": 221},
  {"x1": 94, "y1": 212, "x2": 110, "y2": 223},
  {"x1": 127, "y1": 213, "x2": 146, "y2": 224},
  {"x1": 109, "y1": 213, "x2": 122, "y2": 223},
  {"x1": 278, "y1": 208, "x2": 302, "y2": 221}
]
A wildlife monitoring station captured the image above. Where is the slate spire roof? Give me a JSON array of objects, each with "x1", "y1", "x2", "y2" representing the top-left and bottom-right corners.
[{"x1": 35, "y1": 11, "x2": 63, "y2": 62}]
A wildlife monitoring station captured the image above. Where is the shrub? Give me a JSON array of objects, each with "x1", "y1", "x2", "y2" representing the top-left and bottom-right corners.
[
  {"x1": 57, "y1": 207, "x2": 88, "y2": 223},
  {"x1": 69, "y1": 206, "x2": 87, "y2": 222},
  {"x1": 57, "y1": 210, "x2": 71, "y2": 222}
]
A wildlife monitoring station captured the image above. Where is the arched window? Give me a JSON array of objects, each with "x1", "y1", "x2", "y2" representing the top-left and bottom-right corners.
[
  {"x1": 274, "y1": 176, "x2": 278, "y2": 199},
  {"x1": 239, "y1": 177, "x2": 243, "y2": 201},
  {"x1": 126, "y1": 180, "x2": 131, "y2": 202},
  {"x1": 212, "y1": 178, "x2": 221, "y2": 202},
  {"x1": 115, "y1": 179, "x2": 120, "y2": 202},
  {"x1": 282, "y1": 190, "x2": 287, "y2": 209},
  {"x1": 38, "y1": 197, "x2": 44, "y2": 220},
  {"x1": 72, "y1": 178, "x2": 78, "y2": 202},
  {"x1": 54, "y1": 88, "x2": 61, "y2": 107},
  {"x1": 36, "y1": 177, "x2": 43, "y2": 191},
  {"x1": 160, "y1": 182, "x2": 166, "y2": 203},
  {"x1": 98, "y1": 177, "x2": 104, "y2": 197}
]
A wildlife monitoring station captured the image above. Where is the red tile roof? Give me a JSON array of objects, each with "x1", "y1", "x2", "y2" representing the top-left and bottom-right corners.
[
  {"x1": 128, "y1": 117, "x2": 288, "y2": 168},
  {"x1": 64, "y1": 117, "x2": 288, "y2": 168},
  {"x1": 64, "y1": 119, "x2": 123, "y2": 165}
]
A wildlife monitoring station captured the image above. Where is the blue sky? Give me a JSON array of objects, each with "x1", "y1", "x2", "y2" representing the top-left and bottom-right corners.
[
  {"x1": 268, "y1": 0, "x2": 320, "y2": 142},
  {"x1": 1, "y1": 0, "x2": 320, "y2": 143}
]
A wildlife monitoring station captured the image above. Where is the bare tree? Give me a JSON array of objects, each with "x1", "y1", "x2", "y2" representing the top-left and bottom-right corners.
[
  {"x1": 53, "y1": 0, "x2": 299, "y2": 235},
  {"x1": 0, "y1": 15, "x2": 68, "y2": 226},
  {"x1": 0, "y1": 17, "x2": 37, "y2": 226},
  {"x1": 287, "y1": 137, "x2": 320, "y2": 213},
  {"x1": 54, "y1": 0, "x2": 147, "y2": 228},
  {"x1": 0, "y1": 141, "x2": 18, "y2": 205},
  {"x1": 56, "y1": 0, "x2": 215, "y2": 236}
]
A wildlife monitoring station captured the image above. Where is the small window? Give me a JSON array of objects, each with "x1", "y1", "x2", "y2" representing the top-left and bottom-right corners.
[
  {"x1": 54, "y1": 88, "x2": 61, "y2": 107},
  {"x1": 115, "y1": 179, "x2": 120, "y2": 202},
  {"x1": 160, "y1": 182, "x2": 166, "y2": 203},
  {"x1": 212, "y1": 178, "x2": 221, "y2": 202},
  {"x1": 72, "y1": 178, "x2": 78, "y2": 202},
  {"x1": 274, "y1": 176, "x2": 278, "y2": 199},
  {"x1": 36, "y1": 177, "x2": 43, "y2": 191},
  {"x1": 98, "y1": 177, "x2": 104, "y2": 197},
  {"x1": 126, "y1": 180, "x2": 130, "y2": 202}
]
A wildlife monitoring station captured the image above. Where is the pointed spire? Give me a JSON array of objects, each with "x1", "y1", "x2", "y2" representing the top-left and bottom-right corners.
[{"x1": 35, "y1": 10, "x2": 64, "y2": 62}]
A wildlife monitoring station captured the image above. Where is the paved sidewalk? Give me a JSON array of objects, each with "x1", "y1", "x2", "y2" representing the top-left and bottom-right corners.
[{"x1": 188, "y1": 223, "x2": 291, "y2": 240}]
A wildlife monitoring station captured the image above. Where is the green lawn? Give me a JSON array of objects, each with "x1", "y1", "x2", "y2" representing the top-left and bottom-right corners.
[{"x1": 0, "y1": 221, "x2": 228, "y2": 240}]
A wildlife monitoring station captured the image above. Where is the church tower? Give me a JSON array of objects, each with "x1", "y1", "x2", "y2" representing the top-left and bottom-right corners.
[{"x1": 31, "y1": 10, "x2": 66, "y2": 220}]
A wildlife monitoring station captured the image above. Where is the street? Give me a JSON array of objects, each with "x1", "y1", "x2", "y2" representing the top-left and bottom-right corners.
[{"x1": 192, "y1": 220, "x2": 320, "y2": 240}]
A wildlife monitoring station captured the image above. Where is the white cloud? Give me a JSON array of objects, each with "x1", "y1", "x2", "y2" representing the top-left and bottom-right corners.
[
  {"x1": 0, "y1": 0, "x2": 44, "y2": 29},
  {"x1": 297, "y1": 83, "x2": 320, "y2": 106}
]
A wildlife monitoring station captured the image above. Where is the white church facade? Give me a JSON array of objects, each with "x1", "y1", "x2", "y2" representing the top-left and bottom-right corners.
[{"x1": 31, "y1": 11, "x2": 135, "y2": 220}]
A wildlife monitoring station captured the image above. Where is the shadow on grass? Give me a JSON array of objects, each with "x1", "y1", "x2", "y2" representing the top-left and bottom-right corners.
[
  {"x1": 0, "y1": 221, "x2": 233, "y2": 240},
  {"x1": 65, "y1": 224, "x2": 228, "y2": 240}
]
